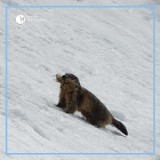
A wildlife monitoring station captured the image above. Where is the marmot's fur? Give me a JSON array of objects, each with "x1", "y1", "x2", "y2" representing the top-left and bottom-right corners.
[{"x1": 56, "y1": 73, "x2": 128, "y2": 136}]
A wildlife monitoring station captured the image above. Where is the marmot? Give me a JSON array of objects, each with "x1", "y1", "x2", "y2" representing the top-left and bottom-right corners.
[{"x1": 56, "y1": 73, "x2": 128, "y2": 136}]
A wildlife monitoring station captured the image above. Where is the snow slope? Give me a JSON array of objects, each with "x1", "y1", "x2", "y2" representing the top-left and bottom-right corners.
[{"x1": 0, "y1": 0, "x2": 160, "y2": 160}]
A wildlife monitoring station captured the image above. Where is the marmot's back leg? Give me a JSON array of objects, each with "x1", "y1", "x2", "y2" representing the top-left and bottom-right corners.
[
  {"x1": 86, "y1": 115, "x2": 101, "y2": 127},
  {"x1": 87, "y1": 114, "x2": 112, "y2": 128}
]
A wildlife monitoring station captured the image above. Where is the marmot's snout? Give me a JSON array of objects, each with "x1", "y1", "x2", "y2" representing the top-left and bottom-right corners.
[{"x1": 56, "y1": 74, "x2": 62, "y2": 82}]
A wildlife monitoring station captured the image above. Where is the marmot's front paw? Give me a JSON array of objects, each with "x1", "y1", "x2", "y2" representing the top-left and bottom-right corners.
[
  {"x1": 56, "y1": 74, "x2": 62, "y2": 82},
  {"x1": 64, "y1": 108, "x2": 70, "y2": 113},
  {"x1": 64, "y1": 107, "x2": 77, "y2": 114}
]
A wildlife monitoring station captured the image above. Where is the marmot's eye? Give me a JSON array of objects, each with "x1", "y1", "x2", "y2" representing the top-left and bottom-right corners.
[{"x1": 62, "y1": 75, "x2": 65, "y2": 79}]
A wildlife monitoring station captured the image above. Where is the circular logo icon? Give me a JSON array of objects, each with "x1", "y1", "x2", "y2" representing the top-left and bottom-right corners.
[{"x1": 16, "y1": 15, "x2": 25, "y2": 25}]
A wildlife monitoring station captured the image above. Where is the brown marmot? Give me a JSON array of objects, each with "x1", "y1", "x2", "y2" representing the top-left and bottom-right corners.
[{"x1": 56, "y1": 73, "x2": 128, "y2": 136}]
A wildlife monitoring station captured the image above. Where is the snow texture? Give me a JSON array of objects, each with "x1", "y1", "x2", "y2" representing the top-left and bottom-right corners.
[{"x1": 0, "y1": 0, "x2": 160, "y2": 160}]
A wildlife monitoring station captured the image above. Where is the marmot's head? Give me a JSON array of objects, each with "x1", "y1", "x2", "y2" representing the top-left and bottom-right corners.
[{"x1": 56, "y1": 73, "x2": 81, "y2": 90}]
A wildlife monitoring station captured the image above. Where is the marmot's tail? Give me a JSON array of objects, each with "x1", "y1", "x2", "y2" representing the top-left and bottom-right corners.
[{"x1": 112, "y1": 118, "x2": 128, "y2": 136}]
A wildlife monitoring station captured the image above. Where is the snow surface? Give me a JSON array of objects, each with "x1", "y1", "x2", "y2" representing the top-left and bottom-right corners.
[{"x1": 0, "y1": 0, "x2": 160, "y2": 160}]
